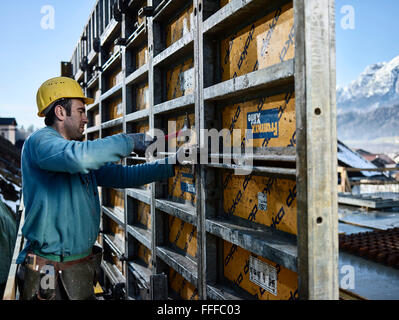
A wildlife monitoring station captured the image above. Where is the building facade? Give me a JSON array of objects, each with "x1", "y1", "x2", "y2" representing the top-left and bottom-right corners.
[{"x1": 0, "y1": 118, "x2": 17, "y2": 145}]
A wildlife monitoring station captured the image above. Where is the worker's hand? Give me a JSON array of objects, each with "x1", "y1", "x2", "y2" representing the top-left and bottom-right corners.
[{"x1": 127, "y1": 133, "x2": 157, "y2": 157}]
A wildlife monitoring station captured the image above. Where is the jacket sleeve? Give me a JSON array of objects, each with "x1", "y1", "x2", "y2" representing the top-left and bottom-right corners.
[
  {"x1": 29, "y1": 130, "x2": 134, "y2": 174},
  {"x1": 94, "y1": 158, "x2": 175, "y2": 188}
]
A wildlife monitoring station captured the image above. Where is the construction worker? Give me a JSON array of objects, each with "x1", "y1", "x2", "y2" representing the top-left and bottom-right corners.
[{"x1": 16, "y1": 77, "x2": 179, "y2": 300}]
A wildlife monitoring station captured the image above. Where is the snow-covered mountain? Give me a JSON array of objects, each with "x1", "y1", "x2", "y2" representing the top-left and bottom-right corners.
[
  {"x1": 337, "y1": 55, "x2": 399, "y2": 153},
  {"x1": 337, "y1": 55, "x2": 399, "y2": 112}
]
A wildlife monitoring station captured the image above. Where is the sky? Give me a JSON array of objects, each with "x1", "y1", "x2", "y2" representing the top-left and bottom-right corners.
[
  {"x1": 0, "y1": 1, "x2": 96, "y2": 129},
  {"x1": 335, "y1": 0, "x2": 399, "y2": 88},
  {"x1": 0, "y1": 0, "x2": 399, "y2": 129}
]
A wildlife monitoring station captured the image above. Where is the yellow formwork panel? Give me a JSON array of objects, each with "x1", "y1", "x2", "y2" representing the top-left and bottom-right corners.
[
  {"x1": 111, "y1": 250, "x2": 125, "y2": 276},
  {"x1": 166, "y1": 5, "x2": 194, "y2": 47},
  {"x1": 109, "y1": 188, "x2": 124, "y2": 212},
  {"x1": 104, "y1": 128, "x2": 123, "y2": 137},
  {"x1": 107, "y1": 67, "x2": 123, "y2": 90},
  {"x1": 91, "y1": 107, "x2": 101, "y2": 126},
  {"x1": 136, "y1": 45, "x2": 148, "y2": 69},
  {"x1": 108, "y1": 215, "x2": 123, "y2": 237},
  {"x1": 223, "y1": 172, "x2": 297, "y2": 235},
  {"x1": 168, "y1": 215, "x2": 197, "y2": 259},
  {"x1": 168, "y1": 166, "x2": 196, "y2": 205},
  {"x1": 167, "y1": 113, "x2": 196, "y2": 204},
  {"x1": 107, "y1": 217, "x2": 125, "y2": 275},
  {"x1": 137, "y1": 243, "x2": 152, "y2": 268},
  {"x1": 166, "y1": 58, "x2": 194, "y2": 101},
  {"x1": 107, "y1": 96, "x2": 123, "y2": 121},
  {"x1": 167, "y1": 113, "x2": 195, "y2": 149},
  {"x1": 220, "y1": 3, "x2": 294, "y2": 82},
  {"x1": 169, "y1": 268, "x2": 199, "y2": 300},
  {"x1": 222, "y1": 92, "x2": 296, "y2": 149},
  {"x1": 223, "y1": 241, "x2": 298, "y2": 300},
  {"x1": 137, "y1": 0, "x2": 148, "y2": 26},
  {"x1": 137, "y1": 201, "x2": 151, "y2": 229},
  {"x1": 220, "y1": 0, "x2": 230, "y2": 7},
  {"x1": 136, "y1": 121, "x2": 149, "y2": 134},
  {"x1": 136, "y1": 82, "x2": 149, "y2": 111},
  {"x1": 93, "y1": 87, "x2": 101, "y2": 102}
]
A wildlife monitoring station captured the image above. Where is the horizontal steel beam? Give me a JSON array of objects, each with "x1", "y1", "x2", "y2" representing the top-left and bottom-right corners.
[
  {"x1": 126, "y1": 188, "x2": 151, "y2": 204},
  {"x1": 153, "y1": 32, "x2": 194, "y2": 67},
  {"x1": 153, "y1": 94, "x2": 194, "y2": 115},
  {"x1": 126, "y1": 64, "x2": 149, "y2": 86},
  {"x1": 156, "y1": 246, "x2": 198, "y2": 287},
  {"x1": 204, "y1": 60, "x2": 294, "y2": 101},
  {"x1": 206, "y1": 217, "x2": 298, "y2": 272},
  {"x1": 155, "y1": 199, "x2": 197, "y2": 226},
  {"x1": 126, "y1": 224, "x2": 152, "y2": 250},
  {"x1": 102, "y1": 205, "x2": 125, "y2": 226}
]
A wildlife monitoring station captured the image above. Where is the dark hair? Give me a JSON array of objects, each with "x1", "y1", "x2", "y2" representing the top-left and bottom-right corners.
[{"x1": 44, "y1": 98, "x2": 72, "y2": 126}]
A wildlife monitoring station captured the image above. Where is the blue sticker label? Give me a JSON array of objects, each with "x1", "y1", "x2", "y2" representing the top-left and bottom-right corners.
[
  {"x1": 181, "y1": 182, "x2": 196, "y2": 194},
  {"x1": 182, "y1": 173, "x2": 194, "y2": 179},
  {"x1": 247, "y1": 108, "x2": 279, "y2": 139}
]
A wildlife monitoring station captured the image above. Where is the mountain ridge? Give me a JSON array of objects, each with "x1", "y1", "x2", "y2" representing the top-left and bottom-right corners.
[{"x1": 337, "y1": 55, "x2": 399, "y2": 153}]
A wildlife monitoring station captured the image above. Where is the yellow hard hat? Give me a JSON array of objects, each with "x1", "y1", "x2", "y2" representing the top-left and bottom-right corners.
[{"x1": 36, "y1": 76, "x2": 94, "y2": 117}]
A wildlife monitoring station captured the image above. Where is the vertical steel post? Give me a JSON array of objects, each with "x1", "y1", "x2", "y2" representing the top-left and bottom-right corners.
[{"x1": 294, "y1": 0, "x2": 338, "y2": 300}]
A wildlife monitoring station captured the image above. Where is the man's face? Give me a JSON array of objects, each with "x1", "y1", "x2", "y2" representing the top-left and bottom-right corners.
[{"x1": 64, "y1": 99, "x2": 88, "y2": 141}]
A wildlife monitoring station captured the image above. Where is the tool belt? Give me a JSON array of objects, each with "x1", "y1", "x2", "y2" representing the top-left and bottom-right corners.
[{"x1": 19, "y1": 245, "x2": 102, "y2": 300}]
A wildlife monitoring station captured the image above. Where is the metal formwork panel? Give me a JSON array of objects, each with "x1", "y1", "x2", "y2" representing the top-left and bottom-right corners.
[
  {"x1": 223, "y1": 173, "x2": 297, "y2": 235},
  {"x1": 169, "y1": 267, "x2": 199, "y2": 300},
  {"x1": 223, "y1": 241, "x2": 298, "y2": 300},
  {"x1": 220, "y1": 3, "x2": 294, "y2": 81},
  {"x1": 221, "y1": 92, "x2": 296, "y2": 148},
  {"x1": 67, "y1": 0, "x2": 337, "y2": 300},
  {"x1": 165, "y1": 4, "x2": 194, "y2": 47},
  {"x1": 166, "y1": 58, "x2": 195, "y2": 101}
]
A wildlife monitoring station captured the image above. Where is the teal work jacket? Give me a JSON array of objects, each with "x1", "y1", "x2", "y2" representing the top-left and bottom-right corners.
[{"x1": 17, "y1": 127, "x2": 174, "y2": 264}]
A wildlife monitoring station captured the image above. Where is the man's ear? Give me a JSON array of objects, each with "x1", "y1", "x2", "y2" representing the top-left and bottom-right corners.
[{"x1": 54, "y1": 105, "x2": 65, "y2": 121}]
